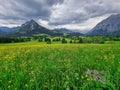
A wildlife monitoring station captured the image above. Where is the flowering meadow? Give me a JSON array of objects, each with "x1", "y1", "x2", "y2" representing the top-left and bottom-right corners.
[{"x1": 0, "y1": 44, "x2": 120, "y2": 90}]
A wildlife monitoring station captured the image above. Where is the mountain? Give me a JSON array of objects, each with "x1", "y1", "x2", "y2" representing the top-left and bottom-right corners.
[
  {"x1": 0, "y1": 30, "x2": 6, "y2": 37},
  {"x1": 87, "y1": 14, "x2": 120, "y2": 36},
  {"x1": 74, "y1": 30, "x2": 89, "y2": 34},
  {"x1": 0, "y1": 27, "x2": 12, "y2": 32},
  {"x1": 11, "y1": 20, "x2": 56, "y2": 36},
  {"x1": 53, "y1": 28, "x2": 84, "y2": 36},
  {"x1": 0, "y1": 30, "x2": 5, "y2": 34},
  {"x1": 0, "y1": 27, "x2": 14, "y2": 33},
  {"x1": 53, "y1": 28, "x2": 74, "y2": 33},
  {"x1": 1, "y1": 20, "x2": 83, "y2": 37}
]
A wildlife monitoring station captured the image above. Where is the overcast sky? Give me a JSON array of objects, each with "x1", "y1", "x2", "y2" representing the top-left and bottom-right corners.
[{"x1": 0, "y1": 0, "x2": 120, "y2": 31}]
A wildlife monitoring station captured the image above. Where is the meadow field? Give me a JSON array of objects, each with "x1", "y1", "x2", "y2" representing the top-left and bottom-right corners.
[{"x1": 0, "y1": 42, "x2": 120, "y2": 90}]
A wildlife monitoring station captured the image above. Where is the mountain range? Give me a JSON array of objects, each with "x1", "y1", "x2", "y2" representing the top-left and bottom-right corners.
[
  {"x1": 1, "y1": 14, "x2": 120, "y2": 37},
  {"x1": 0, "y1": 20, "x2": 83, "y2": 37},
  {"x1": 0, "y1": 30, "x2": 6, "y2": 36},
  {"x1": 53, "y1": 28, "x2": 74, "y2": 33},
  {"x1": 53, "y1": 28, "x2": 83, "y2": 36}
]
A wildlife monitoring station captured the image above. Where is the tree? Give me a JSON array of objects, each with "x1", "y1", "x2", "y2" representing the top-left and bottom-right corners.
[
  {"x1": 38, "y1": 38, "x2": 43, "y2": 42},
  {"x1": 61, "y1": 38, "x2": 67, "y2": 44},
  {"x1": 44, "y1": 38, "x2": 51, "y2": 44},
  {"x1": 52, "y1": 37, "x2": 61, "y2": 42},
  {"x1": 47, "y1": 39, "x2": 51, "y2": 44},
  {"x1": 78, "y1": 37, "x2": 83, "y2": 43},
  {"x1": 69, "y1": 40, "x2": 72, "y2": 43}
]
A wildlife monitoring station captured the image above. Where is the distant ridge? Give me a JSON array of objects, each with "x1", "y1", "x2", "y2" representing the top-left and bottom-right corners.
[
  {"x1": 0, "y1": 30, "x2": 6, "y2": 34},
  {"x1": 53, "y1": 28, "x2": 74, "y2": 33},
  {"x1": 53, "y1": 28, "x2": 84, "y2": 36}
]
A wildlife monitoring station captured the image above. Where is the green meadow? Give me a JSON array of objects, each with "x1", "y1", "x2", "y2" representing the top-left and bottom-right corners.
[{"x1": 0, "y1": 43, "x2": 120, "y2": 90}]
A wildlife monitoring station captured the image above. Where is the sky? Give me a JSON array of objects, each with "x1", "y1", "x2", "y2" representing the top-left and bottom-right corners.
[{"x1": 0, "y1": 0, "x2": 120, "y2": 32}]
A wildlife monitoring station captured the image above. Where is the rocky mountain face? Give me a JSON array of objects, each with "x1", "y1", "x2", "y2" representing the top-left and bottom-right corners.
[
  {"x1": 87, "y1": 14, "x2": 120, "y2": 36},
  {"x1": 12, "y1": 20, "x2": 55, "y2": 36}
]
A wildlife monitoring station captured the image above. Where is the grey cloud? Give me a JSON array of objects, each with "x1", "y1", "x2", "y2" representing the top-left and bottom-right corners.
[
  {"x1": 46, "y1": 0, "x2": 64, "y2": 5},
  {"x1": 0, "y1": 0, "x2": 64, "y2": 26},
  {"x1": 49, "y1": 0, "x2": 120, "y2": 25},
  {"x1": 0, "y1": 0, "x2": 120, "y2": 29}
]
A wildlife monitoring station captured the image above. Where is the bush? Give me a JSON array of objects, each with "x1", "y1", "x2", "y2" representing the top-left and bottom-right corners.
[
  {"x1": 52, "y1": 38, "x2": 61, "y2": 42},
  {"x1": 38, "y1": 38, "x2": 43, "y2": 42},
  {"x1": 78, "y1": 37, "x2": 83, "y2": 43},
  {"x1": 45, "y1": 38, "x2": 51, "y2": 44},
  {"x1": 69, "y1": 40, "x2": 72, "y2": 43},
  {"x1": 62, "y1": 38, "x2": 67, "y2": 44}
]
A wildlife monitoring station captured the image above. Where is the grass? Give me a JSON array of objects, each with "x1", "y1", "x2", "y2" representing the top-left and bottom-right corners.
[
  {"x1": 0, "y1": 43, "x2": 120, "y2": 90},
  {"x1": 105, "y1": 41, "x2": 120, "y2": 44}
]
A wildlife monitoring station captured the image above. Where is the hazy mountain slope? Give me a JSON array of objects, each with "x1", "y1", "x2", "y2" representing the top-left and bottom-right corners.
[
  {"x1": 87, "y1": 14, "x2": 120, "y2": 36},
  {"x1": 53, "y1": 28, "x2": 84, "y2": 36}
]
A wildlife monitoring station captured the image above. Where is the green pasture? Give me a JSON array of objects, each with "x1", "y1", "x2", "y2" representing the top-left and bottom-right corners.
[{"x1": 0, "y1": 43, "x2": 120, "y2": 90}]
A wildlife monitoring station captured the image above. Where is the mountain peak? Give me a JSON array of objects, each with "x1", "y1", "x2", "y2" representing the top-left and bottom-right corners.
[
  {"x1": 12, "y1": 19, "x2": 54, "y2": 36},
  {"x1": 30, "y1": 19, "x2": 35, "y2": 22},
  {"x1": 21, "y1": 19, "x2": 39, "y2": 29},
  {"x1": 29, "y1": 19, "x2": 37, "y2": 24}
]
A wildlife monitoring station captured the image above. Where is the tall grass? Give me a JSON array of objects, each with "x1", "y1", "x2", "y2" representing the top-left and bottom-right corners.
[{"x1": 0, "y1": 44, "x2": 120, "y2": 90}]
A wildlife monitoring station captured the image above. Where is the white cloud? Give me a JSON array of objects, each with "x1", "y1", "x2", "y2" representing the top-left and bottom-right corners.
[
  {"x1": 0, "y1": 19, "x2": 23, "y2": 27},
  {"x1": 38, "y1": 14, "x2": 110, "y2": 32}
]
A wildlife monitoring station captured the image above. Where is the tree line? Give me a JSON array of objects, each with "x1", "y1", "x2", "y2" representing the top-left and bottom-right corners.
[
  {"x1": 0, "y1": 37, "x2": 31, "y2": 43},
  {"x1": 0, "y1": 36, "x2": 120, "y2": 44}
]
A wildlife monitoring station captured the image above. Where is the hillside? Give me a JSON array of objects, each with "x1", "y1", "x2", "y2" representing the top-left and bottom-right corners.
[
  {"x1": 53, "y1": 28, "x2": 74, "y2": 33},
  {"x1": 87, "y1": 14, "x2": 120, "y2": 36},
  {"x1": 0, "y1": 30, "x2": 6, "y2": 37},
  {"x1": 53, "y1": 28, "x2": 84, "y2": 36}
]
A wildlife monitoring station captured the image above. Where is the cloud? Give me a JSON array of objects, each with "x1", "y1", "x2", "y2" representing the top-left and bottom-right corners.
[
  {"x1": 40, "y1": 14, "x2": 109, "y2": 31},
  {"x1": 0, "y1": 0, "x2": 120, "y2": 30},
  {"x1": 49, "y1": 0, "x2": 120, "y2": 25},
  {"x1": 0, "y1": 0, "x2": 64, "y2": 19},
  {"x1": 0, "y1": 0, "x2": 63, "y2": 27}
]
